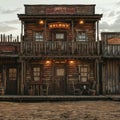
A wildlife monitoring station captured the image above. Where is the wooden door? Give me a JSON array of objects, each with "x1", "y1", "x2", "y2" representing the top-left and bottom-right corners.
[
  {"x1": 51, "y1": 30, "x2": 67, "y2": 41},
  {"x1": 54, "y1": 64, "x2": 67, "y2": 95},
  {"x1": 6, "y1": 67, "x2": 17, "y2": 95}
]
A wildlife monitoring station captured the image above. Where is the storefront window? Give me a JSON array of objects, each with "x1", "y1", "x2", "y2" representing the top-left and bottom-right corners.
[{"x1": 33, "y1": 67, "x2": 41, "y2": 81}]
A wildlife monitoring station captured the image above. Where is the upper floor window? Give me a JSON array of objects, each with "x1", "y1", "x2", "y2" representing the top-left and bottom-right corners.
[
  {"x1": 35, "y1": 32, "x2": 43, "y2": 41},
  {"x1": 56, "y1": 33, "x2": 64, "y2": 40},
  {"x1": 76, "y1": 31, "x2": 87, "y2": 41}
]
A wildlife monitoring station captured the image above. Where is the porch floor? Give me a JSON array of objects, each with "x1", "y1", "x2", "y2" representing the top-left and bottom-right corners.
[{"x1": 0, "y1": 95, "x2": 119, "y2": 102}]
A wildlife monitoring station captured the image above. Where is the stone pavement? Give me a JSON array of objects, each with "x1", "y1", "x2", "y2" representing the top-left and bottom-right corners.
[{"x1": 0, "y1": 101, "x2": 120, "y2": 120}]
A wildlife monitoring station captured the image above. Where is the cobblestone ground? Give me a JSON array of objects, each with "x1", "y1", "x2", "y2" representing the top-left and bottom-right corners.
[{"x1": 0, "y1": 101, "x2": 120, "y2": 120}]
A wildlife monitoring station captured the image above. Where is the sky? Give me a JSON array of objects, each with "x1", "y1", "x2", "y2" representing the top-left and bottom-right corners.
[{"x1": 0, "y1": 0, "x2": 120, "y2": 36}]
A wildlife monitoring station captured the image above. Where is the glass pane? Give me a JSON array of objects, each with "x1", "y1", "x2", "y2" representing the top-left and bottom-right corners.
[
  {"x1": 34, "y1": 77, "x2": 40, "y2": 81},
  {"x1": 33, "y1": 67, "x2": 41, "y2": 81},
  {"x1": 56, "y1": 68, "x2": 65, "y2": 76},
  {"x1": 35, "y1": 32, "x2": 43, "y2": 41},
  {"x1": 56, "y1": 33, "x2": 64, "y2": 39},
  {"x1": 81, "y1": 77, "x2": 87, "y2": 82},
  {"x1": 81, "y1": 73, "x2": 87, "y2": 76},
  {"x1": 9, "y1": 68, "x2": 17, "y2": 80},
  {"x1": 76, "y1": 31, "x2": 86, "y2": 41}
]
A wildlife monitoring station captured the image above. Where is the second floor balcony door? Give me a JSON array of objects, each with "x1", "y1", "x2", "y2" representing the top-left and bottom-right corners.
[
  {"x1": 50, "y1": 31, "x2": 67, "y2": 54},
  {"x1": 51, "y1": 30, "x2": 67, "y2": 41}
]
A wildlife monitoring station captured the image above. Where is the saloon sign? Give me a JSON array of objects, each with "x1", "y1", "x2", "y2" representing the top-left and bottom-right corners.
[{"x1": 46, "y1": 7, "x2": 75, "y2": 14}]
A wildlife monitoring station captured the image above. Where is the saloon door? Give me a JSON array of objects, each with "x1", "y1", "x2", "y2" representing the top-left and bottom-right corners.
[
  {"x1": 54, "y1": 64, "x2": 67, "y2": 95},
  {"x1": 6, "y1": 67, "x2": 17, "y2": 95}
]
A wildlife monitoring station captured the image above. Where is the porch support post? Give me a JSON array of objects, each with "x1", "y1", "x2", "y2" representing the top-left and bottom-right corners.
[
  {"x1": 21, "y1": 21, "x2": 24, "y2": 54},
  {"x1": 17, "y1": 65, "x2": 20, "y2": 94},
  {"x1": 96, "y1": 20, "x2": 100, "y2": 55},
  {"x1": 3, "y1": 65, "x2": 6, "y2": 91},
  {"x1": 96, "y1": 59, "x2": 100, "y2": 95},
  {"x1": 71, "y1": 20, "x2": 74, "y2": 54},
  {"x1": 44, "y1": 19, "x2": 47, "y2": 54},
  {"x1": 21, "y1": 60, "x2": 25, "y2": 95}
]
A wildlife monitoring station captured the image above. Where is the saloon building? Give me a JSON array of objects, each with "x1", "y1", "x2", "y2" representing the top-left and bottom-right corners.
[{"x1": 0, "y1": 4, "x2": 120, "y2": 96}]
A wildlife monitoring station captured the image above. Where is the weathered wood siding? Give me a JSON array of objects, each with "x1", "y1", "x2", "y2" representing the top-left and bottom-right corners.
[
  {"x1": 25, "y1": 5, "x2": 95, "y2": 15},
  {"x1": 102, "y1": 60, "x2": 120, "y2": 94}
]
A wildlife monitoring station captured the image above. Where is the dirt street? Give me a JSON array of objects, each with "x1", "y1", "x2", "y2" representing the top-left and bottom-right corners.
[{"x1": 0, "y1": 101, "x2": 120, "y2": 120}]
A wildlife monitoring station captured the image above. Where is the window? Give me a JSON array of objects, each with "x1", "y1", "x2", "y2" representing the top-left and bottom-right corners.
[
  {"x1": 76, "y1": 31, "x2": 87, "y2": 41},
  {"x1": 9, "y1": 68, "x2": 17, "y2": 81},
  {"x1": 56, "y1": 33, "x2": 64, "y2": 39},
  {"x1": 78, "y1": 65, "x2": 88, "y2": 82},
  {"x1": 56, "y1": 68, "x2": 65, "y2": 76},
  {"x1": 33, "y1": 67, "x2": 41, "y2": 81},
  {"x1": 35, "y1": 32, "x2": 43, "y2": 41}
]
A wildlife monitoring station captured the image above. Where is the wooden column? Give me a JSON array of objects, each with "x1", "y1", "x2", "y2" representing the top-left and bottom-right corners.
[
  {"x1": 96, "y1": 59, "x2": 100, "y2": 95},
  {"x1": 71, "y1": 20, "x2": 74, "y2": 54},
  {"x1": 17, "y1": 65, "x2": 20, "y2": 94},
  {"x1": 96, "y1": 20, "x2": 100, "y2": 55},
  {"x1": 21, "y1": 21, "x2": 24, "y2": 54},
  {"x1": 44, "y1": 19, "x2": 47, "y2": 54},
  {"x1": 21, "y1": 60, "x2": 26, "y2": 95},
  {"x1": 3, "y1": 65, "x2": 6, "y2": 91}
]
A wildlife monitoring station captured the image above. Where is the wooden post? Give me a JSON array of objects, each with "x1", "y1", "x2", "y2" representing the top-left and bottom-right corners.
[
  {"x1": 96, "y1": 20, "x2": 100, "y2": 55},
  {"x1": 21, "y1": 60, "x2": 25, "y2": 95},
  {"x1": 71, "y1": 20, "x2": 74, "y2": 54},
  {"x1": 3, "y1": 65, "x2": 6, "y2": 93},
  {"x1": 96, "y1": 59, "x2": 100, "y2": 95},
  {"x1": 0, "y1": 34, "x2": 2, "y2": 42},
  {"x1": 17, "y1": 65, "x2": 20, "y2": 94},
  {"x1": 20, "y1": 21, "x2": 24, "y2": 54},
  {"x1": 44, "y1": 19, "x2": 47, "y2": 54}
]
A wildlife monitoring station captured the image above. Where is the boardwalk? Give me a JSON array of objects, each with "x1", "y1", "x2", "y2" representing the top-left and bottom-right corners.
[{"x1": 0, "y1": 95, "x2": 120, "y2": 102}]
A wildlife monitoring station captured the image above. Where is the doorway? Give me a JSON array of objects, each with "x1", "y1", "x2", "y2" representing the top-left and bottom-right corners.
[
  {"x1": 54, "y1": 64, "x2": 67, "y2": 95},
  {"x1": 6, "y1": 67, "x2": 17, "y2": 95}
]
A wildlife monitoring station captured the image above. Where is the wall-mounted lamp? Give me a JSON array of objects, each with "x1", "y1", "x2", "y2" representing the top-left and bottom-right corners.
[
  {"x1": 69, "y1": 60, "x2": 75, "y2": 64},
  {"x1": 39, "y1": 20, "x2": 44, "y2": 25},
  {"x1": 79, "y1": 20, "x2": 84, "y2": 25}
]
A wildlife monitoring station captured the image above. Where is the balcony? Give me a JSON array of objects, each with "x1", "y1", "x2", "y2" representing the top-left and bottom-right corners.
[
  {"x1": 0, "y1": 34, "x2": 20, "y2": 57},
  {"x1": 102, "y1": 44, "x2": 120, "y2": 57},
  {"x1": 21, "y1": 41, "x2": 99, "y2": 58}
]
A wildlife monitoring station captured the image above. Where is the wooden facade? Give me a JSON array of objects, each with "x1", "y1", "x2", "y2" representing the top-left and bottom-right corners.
[{"x1": 0, "y1": 4, "x2": 120, "y2": 95}]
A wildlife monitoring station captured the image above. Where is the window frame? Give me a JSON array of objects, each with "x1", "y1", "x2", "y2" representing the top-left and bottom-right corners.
[
  {"x1": 78, "y1": 65, "x2": 88, "y2": 82},
  {"x1": 8, "y1": 68, "x2": 17, "y2": 81},
  {"x1": 32, "y1": 66, "x2": 42, "y2": 82},
  {"x1": 76, "y1": 30, "x2": 87, "y2": 41},
  {"x1": 34, "y1": 31, "x2": 44, "y2": 41}
]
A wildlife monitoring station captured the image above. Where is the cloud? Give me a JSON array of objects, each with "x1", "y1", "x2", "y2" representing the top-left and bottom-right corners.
[
  {"x1": 4, "y1": 19, "x2": 20, "y2": 24},
  {"x1": 108, "y1": 11, "x2": 115, "y2": 17},
  {"x1": 0, "y1": 7, "x2": 21, "y2": 14},
  {"x1": 100, "y1": 15, "x2": 120, "y2": 32},
  {"x1": 116, "y1": 1, "x2": 120, "y2": 6},
  {"x1": 0, "y1": 23, "x2": 17, "y2": 32}
]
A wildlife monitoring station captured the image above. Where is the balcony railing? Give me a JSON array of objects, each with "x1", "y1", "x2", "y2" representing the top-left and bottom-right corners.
[
  {"x1": 103, "y1": 44, "x2": 120, "y2": 57},
  {"x1": 0, "y1": 34, "x2": 20, "y2": 55},
  {"x1": 22, "y1": 41, "x2": 98, "y2": 57}
]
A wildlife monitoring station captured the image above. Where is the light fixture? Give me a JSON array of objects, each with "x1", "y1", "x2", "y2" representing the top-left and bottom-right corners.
[
  {"x1": 79, "y1": 20, "x2": 84, "y2": 25},
  {"x1": 69, "y1": 60, "x2": 74, "y2": 64},
  {"x1": 39, "y1": 20, "x2": 44, "y2": 25},
  {"x1": 45, "y1": 60, "x2": 51, "y2": 64}
]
